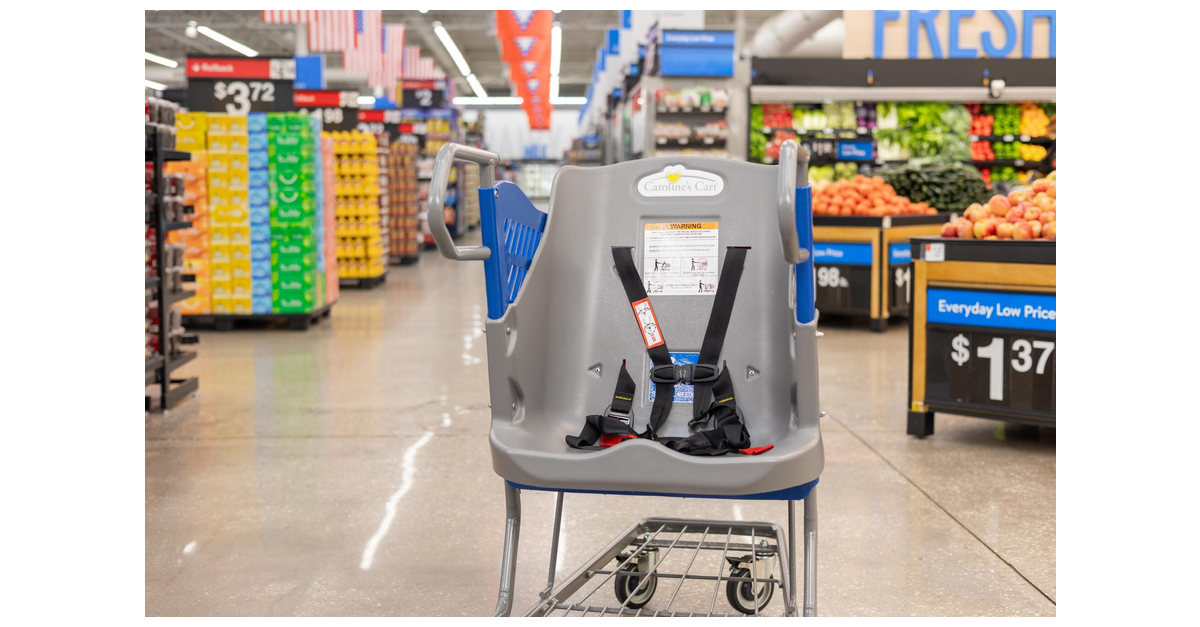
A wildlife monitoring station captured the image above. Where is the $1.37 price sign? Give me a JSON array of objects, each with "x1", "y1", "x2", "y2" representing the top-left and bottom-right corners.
[{"x1": 926, "y1": 328, "x2": 1056, "y2": 418}]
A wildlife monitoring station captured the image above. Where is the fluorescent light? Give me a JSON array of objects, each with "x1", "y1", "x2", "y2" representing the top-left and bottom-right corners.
[
  {"x1": 358, "y1": 95, "x2": 376, "y2": 106},
  {"x1": 550, "y1": 75, "x2": 560, "y2": 100},
  {"x1": 465, "y1": 74, "x2": 488, "y2": 99},
  {"x1": 144, "y1": 51, "x2": 178, "y2": 68},
  {"x1": 432, "y1": 21, "x2": 471, "y2": 77},
  {"x1": 196, "y1": 25, "x2": 258, "y2": 57},
  {"x1": 552, "y1": 96, "x2": 587, "y2": 105},
  {"x1": 550, "y1": 23, "x2": 562, "y2": 76},
  {"x1": 553, "y1": 9, "x2": 562, "y2": 13},
  {"x1": 145, "y1": 79, "x2": 168, "y2": 91},
  {"x1": 419, "y1": 9, "x2": 428, "y2": 13},
  {"x1": 453, "y1": 96, "x2": 523, "y2": 106}
]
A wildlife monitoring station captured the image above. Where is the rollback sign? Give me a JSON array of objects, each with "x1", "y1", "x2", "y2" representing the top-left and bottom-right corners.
[{"x1": 637, "y1": 165, "x2": 724, "y2": 197}]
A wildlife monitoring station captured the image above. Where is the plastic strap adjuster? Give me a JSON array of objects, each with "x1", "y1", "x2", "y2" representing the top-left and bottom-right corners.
[{"x1": 649, "y1": 363, "x2": 720, "y2": 384}]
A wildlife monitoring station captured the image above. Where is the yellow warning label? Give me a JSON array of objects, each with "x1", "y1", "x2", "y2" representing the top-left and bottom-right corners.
[{"x1": 644, "y1": 222, "x2": 719, "y2": 231}]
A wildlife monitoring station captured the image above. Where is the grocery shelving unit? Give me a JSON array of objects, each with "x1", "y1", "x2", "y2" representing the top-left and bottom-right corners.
[{"x1": 146, "y1": 124, "x2": 199, "y2": 411}]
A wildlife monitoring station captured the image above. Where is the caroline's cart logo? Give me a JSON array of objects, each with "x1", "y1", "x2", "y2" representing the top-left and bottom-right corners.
[{"x1": 638, "y1": 165, "x2": 725, "y2": 197}]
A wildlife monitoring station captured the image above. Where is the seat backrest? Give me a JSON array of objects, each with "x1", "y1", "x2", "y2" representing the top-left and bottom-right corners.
[{"x1": 486, "y1": 157, "x2": 803, "y2": 443}]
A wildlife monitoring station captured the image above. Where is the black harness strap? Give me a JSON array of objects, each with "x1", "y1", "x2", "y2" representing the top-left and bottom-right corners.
[
  {"x1": 564, "y1": 361, "x2": 639, "y2": 449},
  {"x1": 612, "y1": 246, "x2": 674, "y2": 439},
  {"x1": 691, "y1": 247, "x2": 748, "y2": 426}
]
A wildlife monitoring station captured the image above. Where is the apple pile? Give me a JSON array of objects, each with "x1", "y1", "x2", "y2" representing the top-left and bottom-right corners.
[
  {"x1": 814, "y1": 175, "x2": 939, "y2": 217},
  {"x1": 940, "y1": 172, "x2": 1056, "y2": 240}
]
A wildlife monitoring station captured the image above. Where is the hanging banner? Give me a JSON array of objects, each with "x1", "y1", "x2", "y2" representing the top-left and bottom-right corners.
[{"x1": 495, "y1": 10, "x2": 553, "y2": 128}]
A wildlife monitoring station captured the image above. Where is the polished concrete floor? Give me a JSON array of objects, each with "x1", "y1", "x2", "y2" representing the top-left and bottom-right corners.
[{"x1": 146, "y1": 234, "x2": 1056, "y2": 617}]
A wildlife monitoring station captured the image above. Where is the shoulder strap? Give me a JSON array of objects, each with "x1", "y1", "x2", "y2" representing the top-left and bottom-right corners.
[
  {"x1": 691, "y1": 247, "x2": 749, "y2": 420},
  {"x1": 612, "y1": 246, "x2": 674, "y2": 439}
]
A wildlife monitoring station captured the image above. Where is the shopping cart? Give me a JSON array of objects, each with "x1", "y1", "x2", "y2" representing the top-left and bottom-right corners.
[{"x1": 428, "y1": 140, "x2": 823, "y2": 617}]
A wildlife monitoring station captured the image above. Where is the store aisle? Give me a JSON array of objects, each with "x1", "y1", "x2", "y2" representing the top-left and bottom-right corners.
[{"x1": 146, "y1": 234, "x2": 1054, "y2": 617}]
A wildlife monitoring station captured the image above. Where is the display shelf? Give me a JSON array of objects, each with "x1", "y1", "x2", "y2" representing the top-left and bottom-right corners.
[
  {"x1": 145, "y1": 355, "x2": 164, "y2": 373},
  {"x1": 813, "y1": 214, "x2": 946, "y2": 228},
  {"x1": 339, "y1": 274, "x2": 387, "y2": 289},
  {"x1": 164, "y1": 221, "x2": 193, "y2": 233},
  {"x1": 165, "y1": 289, "x2": 195, "y2": 306},
  {"x1": 165, "y1": 377, "x2": 199, "y2": 408},
  {"x1": 147, "y1": 148, "x2": 192, "y2": 162},
  {"x1": 906, "y1": 236, "x2": 1056, "y2": 437},
  {"x1": 183, "y1": 303, "x2": 334, "y2": 331},
  {"x1": 969, "y1": 134, "x2": 1055, "y2": 145},
  {"x1": 656, "y1": 105, "x2": 726, "y2": 114},
  {"x1": 166, "y1": 350, "x2": 197, "y2": 373},
  {"x1": 146, "y1": 276, "x2": 159, "y2": 287},
  {"x1": 968, "y1": 159, "x2": 1051, "y2": 170},
  {"x1": 390, "y1": 254, "x2": 420, "y2": 266},
  {"x1": 655, "y1": 136, "x2": 727, "y2": 147}
]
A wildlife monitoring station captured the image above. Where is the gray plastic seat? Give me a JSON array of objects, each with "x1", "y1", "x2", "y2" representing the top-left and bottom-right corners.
[{"x1": 471, "y1": 155, "x2": 824, "y2": 498}]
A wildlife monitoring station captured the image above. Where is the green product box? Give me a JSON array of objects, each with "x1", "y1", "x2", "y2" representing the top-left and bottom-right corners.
[
  {"x1": 271, "y1": 233, "x2": 315, "y2": 255},
  {"x1": 269, "y1": 142, "x2": 314, "y2": 161},
  {"x1": 273, "y1": 288, "x2": 314, "y2": 312},
  {"x1": 269, "y1": 131, "x2": 310, "y2": 148},
  {"x1": 270, "y1": 151, "x2": 313, "y2": 167},
  {"x1": 272, "y1": 270, "x2": 315, "y2": 291},
  {"x1": 267, "y1": 113, "x2": 313, "y2": 134},
  {"x1": 269, "y1": 168, "x2": 314, "y2": 188},
  {"x1": 270, "y1": 181, "x2": 317, "y2": 199},
  {"x1": 269, "y1": 219, "x2": 316, "y2": 239},
  {"x1": 272, "y1": 252, "x2": 316, "y2": 273},
  {"x1": 271, "y1": 204, "x2": 315, "y2": 222}
]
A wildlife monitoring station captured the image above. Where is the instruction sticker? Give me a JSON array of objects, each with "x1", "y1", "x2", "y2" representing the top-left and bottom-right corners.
[
  {"x1": 631, "y1": 298, "x2": 665, "y2": 349},
  {"x1": 648, "y1": 352, "x2": 699, "y2": 403},
  {"x1": 643, "y1": 222, "x2": 719, "y2": 296}
]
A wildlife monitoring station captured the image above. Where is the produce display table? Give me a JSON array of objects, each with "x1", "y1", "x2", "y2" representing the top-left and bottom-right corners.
[
  {"x1": 906, "y1": 237, "x2": 1056, "y2": 437},
  {"x1": 812, "y1": 214, "x2": 946, "y2": 331}
]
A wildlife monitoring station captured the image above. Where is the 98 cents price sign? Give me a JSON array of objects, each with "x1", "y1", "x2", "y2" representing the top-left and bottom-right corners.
[
  {"x1": 811, "y1": 243, "x2": 873, "y2": 313},
  {"x1": 924, "y1": 288, "x2": 1057, "y2": 420}
]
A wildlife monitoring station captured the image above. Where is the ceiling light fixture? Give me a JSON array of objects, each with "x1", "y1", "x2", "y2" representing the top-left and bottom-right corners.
[
  {"x1": 419, "y1": 9, "x2": 428, "y2": 13},
  {"x1": 453, "y1": 96, "x2": 523, "y2": 106},
  {"x1": 551, "y1": 96, "x2": 587, "y2": 106},
  {"x1": 465, "y1": 74, "x2": 488, "y2": 99},
  {"x1": 357, "y1": 95, "x2": 377, "y2": 106},
  {"x1": 196, "y1": 25, "x2": 258, "y2": 57},
  {"x1": 432, "y1": 21, "x2": 471, "y2": 77},
  {"x1": 144, "y1": 51, "x2": 178, "y2": 68},
  {"x1": 145, "y1": 79, "x2": 168, "y2": 91},
  {"x1": 550, "y1": 22, "x2": 562, "y2": 100}
]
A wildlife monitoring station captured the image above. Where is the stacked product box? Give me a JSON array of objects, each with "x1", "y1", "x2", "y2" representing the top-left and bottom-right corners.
[
  {"x1": 375, "y1": 132, "x2": 391, "y2": 263},
  {"x1": 207, "y1": 114, "x2": 253, "y2": 315},
  {"x1": 320, "y1": 135, "x2": 340, "y2": 303},
  {"x1": 388, "y1": 138, "x2": 421, "y2": 260},
  {"x1": 332, "y1": 130, "x2": 386, "y2": 279},
  {"x1": 165, "y1": 152, "x2": 210, "y2": 314},
  {"x1": 309, "y1": 116, "x2": 329, "y2": 309},
  {"x1": 268, "y1": 113, "x2": 322, "y2": 313},
  {"x1": 247, "y1": 113, "x2": 273, "y2": 314}
]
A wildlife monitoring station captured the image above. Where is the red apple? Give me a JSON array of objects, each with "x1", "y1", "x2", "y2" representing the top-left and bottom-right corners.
[
  {"x1": 1012, "y1": 220, "x2": 1033, "y2": 240},
  {"x1": 1031, "y1": 179, "x2": 1049, "y2": 193},
  {"x1": 1040, "y1": 210, "x2": 1055, "y2": 223},
  {"x1": 965, "y1": 205, "x2": 989, "y2": 223},
  {"x1": 940, "y1": 221, "x2": 958, "y2": 237},
  {"x1": 988, "y1": 195, "x2": 1012, "y2": 217},
  {"x1": 1042, "y1": 221, "x2": 1056, "y2": 239},
  {"x1": 973, "y1": 218, "x2": 997, "y2": 239},
  {"x1": 1006, "y1": 206, "x2": 1026, "y2": 223},
  {"x1": 984, "y1": 235, "x2": 998, "y2": 240},
  {"x1": 1029, "y1": 220, "x2": 1043, "y2": 238},
  {"x1": 956, "y1": 218, "x2": 975, "y2": 239},
  {"x1": 996, "y1": 222, "x2": 1015, "y2": 239},
  {"x1": 1025, "y1": 207, "x2": 1042, "y2": 222},
  {"x1": 1007, "y1": 190, "x2": 1026, "y2": 205},
  {"x1": 1046, "y1": 182, "x2": 1055, "y2": 199}
]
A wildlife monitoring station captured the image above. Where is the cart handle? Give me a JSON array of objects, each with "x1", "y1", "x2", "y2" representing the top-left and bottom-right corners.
[
  {"x1": 777, "y1": 140, "x2": 811, "y2": 265},
  {"x1": 429, "y1": 143, "x2": 499, "y2": 261}
]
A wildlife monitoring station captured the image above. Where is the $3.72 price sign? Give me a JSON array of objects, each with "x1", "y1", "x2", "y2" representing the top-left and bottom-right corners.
[
  {"x1": 926, "y1": 327, "x2": 1056, "y2": 418},
  {"x1": 188, "y1": 78, "x2": 294, "y2": 115}
]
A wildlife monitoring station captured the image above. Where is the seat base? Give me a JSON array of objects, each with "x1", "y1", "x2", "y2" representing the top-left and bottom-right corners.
[{"x1": 506, "y1": 477, "x2": 818, "y2": 501}]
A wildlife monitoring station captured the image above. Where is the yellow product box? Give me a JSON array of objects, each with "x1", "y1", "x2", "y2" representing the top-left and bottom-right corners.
[
  {"x1": 229, "y1": 225, "x2": 251, "y2": 245},
  {"x1": 177, "y1": 112, "x2": 208, "y2": 133},
  {"x1": 212, "y1": 206, "x2": 249, "y2": 226},
  {"x1": 211, "y1": 263, "x2": 233, "y2": 282},
  {"x1": 207, "y1": 135, "x2": 229, "y2": 154},
  {"x1": 209, "y1": 227, "x2": 232, "y2": 247},
  {"x1": 208, "y1": 172, "x2": 229, "y2": 192},
  {"x1": 209, "y1": 189, "x2": 229, "y2": 209},
  {"x1": 230, "y1": 258, "x2": 252, "y2": 279},
  {"x1": 229, "y1": 244, "x2": 251, "y2": 262},
  {"x1": 211, "y1": 298, "x2": 233, "y2": 314},
  {"x1": 211, "y1": 245, "x2": 232, "y2": 265},
  {"x1": 229, "y1": 297, "x2": 253, "y2": 315},
  {"x1": 227, "y1": 134, "x2": 249, "y2": 154},
  {"x1": 227, "y1": 169, "x2": 250, "y2": 191},
  {"x1": 211, "y1": 280, "x2": 234, "y2": 300},
  {"x1": 226, "y1": 116, "x2": 248, "y2": 136},
  {"x1": 228, "y1": 153, "x2": 248, "y2": 171},
  {"x1": 176, "y1": 133, "x2": 206, "y2": 151},
  {"x1": 231, "y1": 278, "x2": 253, "y2": 298},
  {"x1": 368, "y1": 259, "x2": 385, "y2": 277},
  {"x1": 207, "y1": 154, "x2": 230, "y2": 173}
]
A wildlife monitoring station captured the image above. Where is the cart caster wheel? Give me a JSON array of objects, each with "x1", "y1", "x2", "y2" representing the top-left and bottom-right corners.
[
  {"x1": 614, "y1": 564, "x2": 657, "y2": 609},
  {"x1": 726, "y1": 567, "x2": 774, "y2": 615}
]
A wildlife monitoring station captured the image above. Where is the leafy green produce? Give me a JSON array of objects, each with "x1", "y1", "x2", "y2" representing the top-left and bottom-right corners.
[
  {"x1": 874, "y1": 102, "x2": 971, "y2": 159},
  {"x1": 750, "y1": 132, "x2": 767, "y2": 161},
  {"x1": 878, "y1": 158, "x2": 987, "y2": 213}
]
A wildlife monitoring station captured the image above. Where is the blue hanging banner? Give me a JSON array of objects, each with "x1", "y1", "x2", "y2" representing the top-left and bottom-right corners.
[{"x1": 294, "y1": 55, "x2": 324, "y2": 90}]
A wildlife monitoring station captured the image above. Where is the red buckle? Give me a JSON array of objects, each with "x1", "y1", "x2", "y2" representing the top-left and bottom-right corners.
[
  {"x1": 599, "y1": 434, "x2": 637, "y2": 448},
  {"x1": 738, "y1": 445, "x2": 774, "y2": 455}
]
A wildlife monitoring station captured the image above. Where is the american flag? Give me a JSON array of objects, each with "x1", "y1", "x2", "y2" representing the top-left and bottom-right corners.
[
  {"x1": 343, "y1": 10, "x2": 383, "y2": 87},
  {"x1": 381, "y1": 25, "x2": 406, "y2": 99},
  {"x1": 260, "y1": 10, "x2": 355, "y2": 53}
]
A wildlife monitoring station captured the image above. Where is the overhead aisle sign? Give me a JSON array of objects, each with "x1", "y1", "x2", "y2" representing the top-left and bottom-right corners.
[
  {"x1": 186, "y1": 56, "x2": 296, "y2": 114},
  {"x1": 294, "y1": 90, "x2": 358, "y2": 131}
]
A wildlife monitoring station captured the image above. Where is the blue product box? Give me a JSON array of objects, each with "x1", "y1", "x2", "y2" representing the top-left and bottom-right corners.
[
  {"x1": 249, "y1": 133, "x2": 268, "y2": 151},
  {"x1": 248, "y1": 112, "x2": 267, "y2": 133},
  {"x1": 251, "y1": 259, "x2": 273, "y2": 280},
  {"x1": 249, "y1": 186, "x2": 270, "y2": 206},
  {"x1": 252, "y1": 295, "x2": 274, "y2": 314},
  {"x1": 248, "y1": 151, "x2": 269, "y2": 170},
  {"x1": 251, "y1": 242, "x2": 272, "y2": 261},
  {"x1": 249, "y1": 206, "x2": 271, "y2": 225},
  {"x1": 249, "y1": 169, "x2": 269, "y2": 188},
  {"x1": 250, "y1": 227, "x2": 270, "y2": 244}
]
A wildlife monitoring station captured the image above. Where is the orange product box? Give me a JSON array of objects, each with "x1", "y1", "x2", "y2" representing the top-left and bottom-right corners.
[
  {"x1": 182, "y1": 241, "x2": 209, "y2": 260},
  {"x1": 180, "y1": 294, "x2": 211, "y2": 315}
]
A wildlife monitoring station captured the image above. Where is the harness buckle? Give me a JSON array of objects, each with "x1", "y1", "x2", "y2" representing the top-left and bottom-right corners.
[
  {"x1": 649, "y1": 363, "x2": 720, "y2": 384},
  {"x1": 603, "y1": 404, "x2": 634, "y2": 427}
]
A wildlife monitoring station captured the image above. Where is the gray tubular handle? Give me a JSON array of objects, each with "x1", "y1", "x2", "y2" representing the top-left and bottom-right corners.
[
  {"x1": 429, "y1": 143, "x2": 499, "y2": 261},
  {"x1": 777, "y1": 140, "x2": 811, "y2": 265}
]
